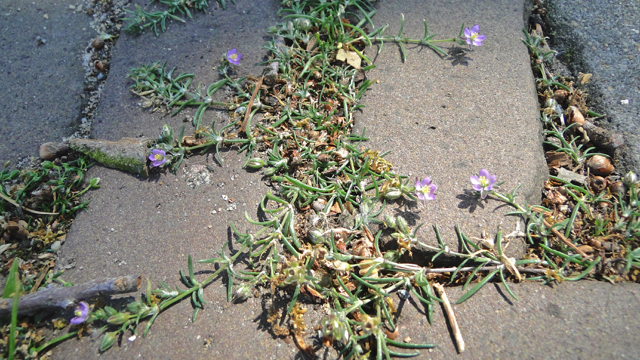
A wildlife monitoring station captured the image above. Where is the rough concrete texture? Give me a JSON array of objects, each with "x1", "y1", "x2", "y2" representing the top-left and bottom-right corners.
[
  {"x1": 391, "y1": 281, "x2": 640, "y2": 359},
  {"x1": 0, "y1": 0, "x2": 91, "y2": 167},
  {"x1": 53, "y1": 1, "x2": 294, "y2": 358},
  {"x1": 0, "y1": 0, "x2": 634, "y2": 358},
  {"x1": 89, "y1": 0, "x2": 277, "y2": 142},
  {"x1": 545, "y1": 0, "x2": 640, "y2": 174},
  {"x1": 356, "y1": 0, "x2": 548, "y2": 259}
]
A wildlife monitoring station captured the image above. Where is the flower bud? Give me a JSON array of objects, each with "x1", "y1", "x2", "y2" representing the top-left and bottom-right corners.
[
  {"x1": 308, "y1": 229, "x2": 325, "y2": 244},
  {"x1": 545, "y1": 98, "x2": 557, "y2": 108},
  {"x1": 92, "y1": 308, "x2": 107, "y2": 319},
  {"x1": 263, "y1": 167, "x2": 277, "y2": 176},
  {"x1": 233, "y1": 283, "x2": 253, "y2": 302},
  {"x1": 294, "y1": 18, "x2": 311, "y2": 31},
  {"x1": 624, "y1": 171, "x2": 638, "y2": 185},
  {"x1": 396, "y1": 215, "x2": 409, "y2": 234},
  {"x1": 159, "y1": 124, "x2": 173, "y2": 144},
  {"x1": 106, "y1": 312, "x2": 131, "y2": 325},
  {"x1": 100, "y1": 331, "x2": 118, "y2": 352},
  {"x1": 383, "y1": 249, "x2": 400, "y2": 261},
  {"x1": 384, "y1": 188, "x2": 402, "y2": 200},
  {"x1": 384, "y1": 214, "x2": 396, "y2": 229},
  {"x1": 127, "y1": 302, "x2": 144, "y2": 314},
  {"x1": 246, "y1": 158, "x2": 266, "y2": 169}
]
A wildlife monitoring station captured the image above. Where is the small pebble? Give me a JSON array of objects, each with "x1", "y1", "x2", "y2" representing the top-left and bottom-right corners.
[
  {"x1": 397, "y1": 289, "x2": 409, "y2": 300},
  {"x1": 51, "y1": 241, "x2": 61, "y2": 251}
]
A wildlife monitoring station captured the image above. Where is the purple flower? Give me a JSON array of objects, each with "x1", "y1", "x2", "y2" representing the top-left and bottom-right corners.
[
  {"x1": 463, "y1": 25, "x2": 486, "y2": 46},
  {"x1": 70, "y1": 301, "x2": 89, "y2": 325},
  {"x1": 415, "y1": 177, "x2": 437, "y2": 202},
  {"x1": 149, "y1": 149, "x2": 166, "y2": 167},
  {"x1": 227, "y1": 48, "x2": 242, "y2": 65},
  {"x1": 470, "y1": 169, "x2": 496, "y2": 199}
]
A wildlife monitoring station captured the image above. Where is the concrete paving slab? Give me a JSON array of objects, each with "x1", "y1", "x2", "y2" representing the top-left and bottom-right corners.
[
  {"x1": 53, "y1": 1, "x2": 294, "y2": 358},
  {"x1": 545, "y1": 0, "x2": 640, "y2": 173},
  {"x1": 383, "y1": 281, "x2": 640, "y2": 359},
  {"x1": 0, "y1": 0, "x2": 91, "y2": 167},
  {"x1": 89, "y1": 0, "x2": 279, "y2": 142},
  {"x1": 355, "y1": 0, "x2": 547, "y2": 259}
]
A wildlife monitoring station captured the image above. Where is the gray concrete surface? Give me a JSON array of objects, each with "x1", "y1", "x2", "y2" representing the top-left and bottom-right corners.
[
  {"x1": 0, "y1": 0, "x2": 638, "y2": 358},
  {"x1": 0, "y1": 0, "x2": 91, "y2": 167},
  {"x1": 355, "y1": 0, "x2": 547, "y2": 260},
  {"x1": 545, "y1": 0, "x2": 640, "y2": 174},
  {"x1": 393, "y1": 280, "x2": 640, "y2": 359}
]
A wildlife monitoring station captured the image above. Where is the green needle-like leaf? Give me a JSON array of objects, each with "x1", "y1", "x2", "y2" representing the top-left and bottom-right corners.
[{"x1": 457, "y1": 268, "x2": 500, "y2": 304}]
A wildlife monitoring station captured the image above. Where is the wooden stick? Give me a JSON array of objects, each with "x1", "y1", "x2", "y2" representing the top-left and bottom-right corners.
[
  {"x1": 0, "y1": 275, "x2": 141, "y2": 317},
  {"x1": 433, "y1": 283, "x2": 465, "y2": 354},
  {"x1": 30, "y1": 264, "x2": 50, "y2": 294},
  {"x1": 239, "y1": 75, "x2": 264, "y2": 135},
  {"x1": 542, "y1": 219, "x2": 589, "y2": 258}
]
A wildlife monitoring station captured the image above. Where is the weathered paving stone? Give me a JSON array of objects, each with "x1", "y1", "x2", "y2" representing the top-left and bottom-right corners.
[
  {"x1": 355, "y1": 0, "x2": 548, "y2": 261},
  {"x1": 0, "y1": 0, "x2": 91, "y2": 167}
]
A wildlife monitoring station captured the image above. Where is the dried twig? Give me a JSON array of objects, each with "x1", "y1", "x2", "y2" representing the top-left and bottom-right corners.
[
  {"x1": 0, "y1": 192, "x2": 59, "y2": 216},
  {"x1": 424, "y1": 265, "x2": 545, "y2": 275},
  {"x1": 543, "y1": 219, "x2": 590, "y2": 258},
  {"x1": 0, "y1": 275, "x2": 141, "y2": 317},
  {"x1": 239, "y1": 75, "x2": 264, "y2": 134},
  {"x1": 434, "y1": 283, "x2": 465, "y2": 354}
]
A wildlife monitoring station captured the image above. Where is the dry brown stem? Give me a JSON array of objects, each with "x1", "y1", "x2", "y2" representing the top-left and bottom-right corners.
[
  {"x1": 239, "y1": 75, "x2": 264, "y2": 134},
  {"x1": 434, "y1": 283, "x2": 465, "y2": 353},
  {"x1": 542, "y1": 219, "x2": 590, "y2": 258}
]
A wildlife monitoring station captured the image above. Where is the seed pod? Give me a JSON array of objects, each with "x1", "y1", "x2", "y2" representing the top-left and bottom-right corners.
[
  {"x1": 91, "y1": 37, "x2": 105, "y2": 50},
  {"x1": 312, "y1": 198, "x2": 327, "y2": 212},
  {"x1": 553, "y1": 89, "x2": 568, "y2": 104},
  {"x1": 94, "y1": 60, "x2": 109, "y2": 72},
  {"x1": 334, "y1": 148, "x2": 349, "y2": 163},
  {"x1": 317, "y1": 153, "x2": 331, "y2": 164},
  {"x1": 608, "y1": 181, "x2": 626, "y2": 197},
  {"x1": 568, "y1": 106, "x2": 585, "y2": 126},
  {"x1": 587, "y1": 155, "x2": 614, "y2": 176},
  {"x1": 590, "y1": 176, "x2": 607, "y2": 192}
]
